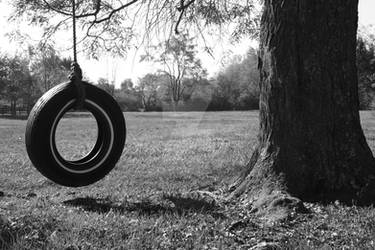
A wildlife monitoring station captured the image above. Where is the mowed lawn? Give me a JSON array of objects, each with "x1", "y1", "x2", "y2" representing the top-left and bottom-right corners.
[{"x1": 1, "y1": 111, "x2": 375, "y2": 249}]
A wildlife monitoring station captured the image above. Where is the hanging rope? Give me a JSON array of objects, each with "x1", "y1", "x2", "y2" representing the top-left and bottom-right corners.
[
  {"x1": 68, "y1": 0, "x2": 85, "y2": 109},
  {"x1": 72, "y1": 0, "x2": 77, "y2": 63}
]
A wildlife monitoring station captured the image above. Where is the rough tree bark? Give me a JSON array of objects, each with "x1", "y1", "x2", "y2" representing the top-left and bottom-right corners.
[{"x1": 231, "y1": 0, "x2": 375, "y2": 212}]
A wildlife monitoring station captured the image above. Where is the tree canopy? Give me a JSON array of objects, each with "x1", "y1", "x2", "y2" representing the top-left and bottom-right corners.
[{"x1": 10, "y1": 0, "x2": 260, "y2": 57}]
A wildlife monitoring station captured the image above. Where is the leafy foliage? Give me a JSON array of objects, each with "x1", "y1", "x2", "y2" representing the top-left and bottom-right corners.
[
  {"x1": 9, "y1": 0, "x2": 260, "y2": 57},
  {"x1": 189, "y1": 1, "x2": 260, "y2": 41},
  {"x1": 0, "y1": 45, "x2": 72, "y2": 116},
  {"x1": 136, "y1": 73, "x2": 164, "y2": 111},
  {"x1": 0, "y1": 54, "x2": 36, "y2": 116},
  {"x1": 357, "y1": 31, "x2": 375, "y2": 110},
  {"x1": 209, "y1": 48, "x2": 259, "y2": 110},
  {"x1": 97, "y1": 77, "x2": 115, "y2": 96},
  {"x1": 29, "y1": 44, "x2": 72, "y2": 93}
]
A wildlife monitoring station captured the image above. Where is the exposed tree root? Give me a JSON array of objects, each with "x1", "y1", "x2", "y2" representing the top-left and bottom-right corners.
[
  {"x1": 227, "y1": 147, "x2": 309, "y2": 222},
  {"x1": 229, "y1": 141, "x2": 375, "y2": 222}
]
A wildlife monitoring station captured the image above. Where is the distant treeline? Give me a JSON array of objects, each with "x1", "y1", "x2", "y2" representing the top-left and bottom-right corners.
[
  {"x1": 0, "y1": 44, "x2": 72, "y2": 117},
  {"x1": 0, "y1": 45, "x2": 260, "y2": 115},
  {"x1": 101, "y1": 48, "x2": 260, "y2": 112},
  {"x1": 1, "y1": 37, "x2": 375, "y2": 117}
]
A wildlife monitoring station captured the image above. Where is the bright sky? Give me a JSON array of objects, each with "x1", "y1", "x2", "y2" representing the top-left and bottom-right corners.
[{"x1": 0, "y1": 1, "x2": 374, "y2": 87}]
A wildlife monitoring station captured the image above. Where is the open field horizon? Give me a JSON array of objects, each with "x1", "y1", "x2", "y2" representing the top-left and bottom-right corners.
[{"x1": 1, "y1": 111, "x2": 375, "y2": 249}]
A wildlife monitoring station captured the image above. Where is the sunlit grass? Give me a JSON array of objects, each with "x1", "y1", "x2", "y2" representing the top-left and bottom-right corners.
[
  {"x1": 55, "y1": 112, "x2": 99, "y2": 161},
  {"x1": 1, "y1": 111, "x2": 375, "y2": 249}
]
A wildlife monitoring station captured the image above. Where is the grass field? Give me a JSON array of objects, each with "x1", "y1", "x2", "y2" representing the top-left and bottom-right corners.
[{"x1": 1, "y1": 111, "x2": 375, "y2": 249}]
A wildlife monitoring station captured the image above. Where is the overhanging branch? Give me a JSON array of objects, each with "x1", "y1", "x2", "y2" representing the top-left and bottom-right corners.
[
  {"x1": 92, "y1": 0, "x2": 140, "y2": 24},
  {"x1": 42, "y1": 0, "x2": 139, "y2": 21},
  {"x1": 175, "y1": 0, "x2": 196, "y2": 34}
]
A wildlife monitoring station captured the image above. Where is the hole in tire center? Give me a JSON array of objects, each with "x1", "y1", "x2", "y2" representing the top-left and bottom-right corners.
[{"x1": 55, "y1": 109, "x2": 98, "y2": 162}]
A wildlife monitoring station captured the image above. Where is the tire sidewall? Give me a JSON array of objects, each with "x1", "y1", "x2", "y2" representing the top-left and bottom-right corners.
[{"x1": 26, "y1": 81, "x2": 126, "y2": 186}]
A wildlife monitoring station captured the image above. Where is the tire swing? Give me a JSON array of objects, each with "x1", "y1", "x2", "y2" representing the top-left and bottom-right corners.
[{"x1": 25, "y1": 0, "x2": 126, "y2": 187}]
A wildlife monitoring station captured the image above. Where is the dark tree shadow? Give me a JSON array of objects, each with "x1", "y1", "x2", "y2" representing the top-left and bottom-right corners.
[
  {"x1": 0, "y1": 219, "x2": 16, "y2": 250},
  {"x1": 62, "y1": 195, "x2": 225, "y2": 218},
  {"x1": 63, "y1": 197, "x2": 173, "y2": 215},
  {"x1": 0, "y1": 115, "x2": 28, "y2": 120}
]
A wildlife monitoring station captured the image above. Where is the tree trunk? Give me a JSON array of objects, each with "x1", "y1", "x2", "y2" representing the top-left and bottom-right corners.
[
  {"x1": 10, "y1": 100, "x2": 17, "y2": 117},
  {"x1": 232, "y1": 0, "x2": 375, "y2": 209},
  {"x1": 171, "y1": 99, "x2": 178, "y2": 112}
]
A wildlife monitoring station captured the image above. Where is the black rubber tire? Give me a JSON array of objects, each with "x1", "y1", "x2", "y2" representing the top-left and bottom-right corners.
[{"x1": 25, "y1": 81, "x2": 126, "y2": 187}]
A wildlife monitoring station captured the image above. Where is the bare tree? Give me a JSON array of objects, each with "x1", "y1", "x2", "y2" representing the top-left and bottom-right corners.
[{"x1": 143, "y1": 33, "x2": 206, "y2": 110}]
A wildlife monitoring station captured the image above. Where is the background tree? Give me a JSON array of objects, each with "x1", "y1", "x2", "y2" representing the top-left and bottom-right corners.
[
  {"x1": 0, "y1": 55, "x2": 35, "y2": 116},
  {"x1": 20, "y1": 73, "x2": 40, "y2": 115},
  {"x1": 236, "y1": 48, "x2": 260, "y2": 109},
  {"x1": 0, "y1": 56, "x2": 8, "y2": 100},
  {"x1": 143, "y1": 33, "x2": 206, "y2": 110},
  {"x1": 115, "y1": 78, "x2": 142, "y2": 111},
  {"x1": 209, "y1": 48, "x2": 259, "y2": 110},
  {"x1": 181, "y1": 77, "x2": 213, "y2": 111},
  {"x1": 120, "y1": 78, "x2": 134, "y2": 92},
  {"x1": 136, "y1": 73, "x2": 163, "y2": 111},
  {"x1": 97, "y1": 77, "x2": 115, "y2": 96},
  {"x1": 357, "y1": 34, "x2": 375, "y2": 109},
  {"x1": 29, "y1": 44, "x2": 71, "y2": 93}
]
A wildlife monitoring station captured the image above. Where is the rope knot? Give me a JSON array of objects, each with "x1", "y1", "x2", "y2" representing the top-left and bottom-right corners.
[
  {"x1": 68, "y1": 62, "x2": 83, "y2": 82},
  {"x1": 68, "y1": 62, "x2": 85, "y2": 109}
]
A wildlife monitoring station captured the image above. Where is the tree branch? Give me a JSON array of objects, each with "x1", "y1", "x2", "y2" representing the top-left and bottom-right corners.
[
  {"x1": 92, "y1": 0, "x2": 140, "y2": 24},
  {"x1": 42, "y1": 0, "x2": 139, "y2": 20},
  {"x1": 42, "y1": 0, "x2": 71, "y2": 16},
  {"x1": 175, "y1": 0, "x2": 195, "y2": 34}
]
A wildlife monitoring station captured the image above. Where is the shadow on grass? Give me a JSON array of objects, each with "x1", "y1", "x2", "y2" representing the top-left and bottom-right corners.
[
  {"x1": 63, "y1": 197, "x2": 173, "y2": 215},
  {"x1": 0, "y1": 223, "x2": 16, "y2": 250},
  {"x1": 0, "y1": 114, "x2": 28, "y2": 120},
  {"x1": 63, "y1": 195, "x2": 225, "y2": 218}
]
